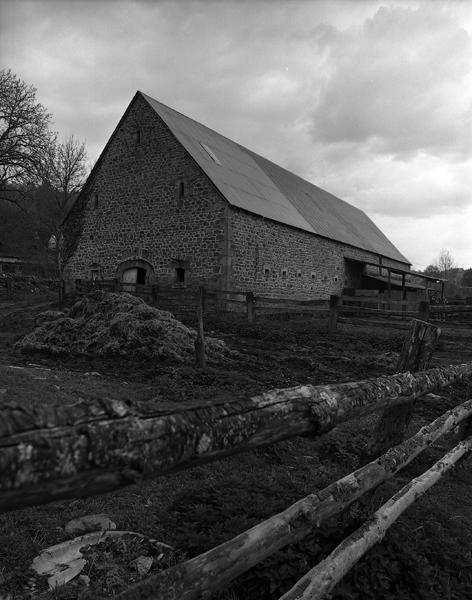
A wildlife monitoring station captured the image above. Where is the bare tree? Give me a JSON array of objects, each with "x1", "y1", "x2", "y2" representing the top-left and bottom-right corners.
[
  {"x1": 0, "y1": 69, "x2": 55, "y2": 202},
  {"x1": 0, "y1": 70, "x2": 89, "y2": 276},
  {"x1": 437, "y1": 248, "x2": 456, "y2": 280},
  {"x1": 30, "y1": 135, "x2": 89, "y2": 274}
]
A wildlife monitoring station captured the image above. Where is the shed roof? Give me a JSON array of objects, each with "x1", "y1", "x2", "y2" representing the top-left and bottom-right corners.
[{"x1": 141, "y1": 93, "x2": 409, "y2": 265}]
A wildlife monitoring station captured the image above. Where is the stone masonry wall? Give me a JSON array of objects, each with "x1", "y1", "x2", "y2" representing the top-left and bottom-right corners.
[
  {"x1": 63, "y1": 94, "x2": 227, "y2": 287},
  {"x1": 229, "y1": 207, "x2": 409, "y2": 299}
]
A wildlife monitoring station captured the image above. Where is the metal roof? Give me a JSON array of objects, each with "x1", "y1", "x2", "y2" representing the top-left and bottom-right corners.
[{"x1": 141, "y1": 92, "x2": 410, "y2": 265}]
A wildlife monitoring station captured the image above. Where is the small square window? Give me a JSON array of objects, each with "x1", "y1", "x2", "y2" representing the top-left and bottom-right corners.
[
  {"x1": 90, "y1": 269, "x2": 99, "y2": 281},
  {"x1": 311, "y1": 273, "x2": 316, "y2": 280},
  {"x1": 281, "y1": 268, "x2": 287, "y2": 279},
  {"x1": 264, "y1": 267, "x2": 270, "y2": 279},
  {"x1": 297, "y1": 270, "x2": 302, "y2": 278}
]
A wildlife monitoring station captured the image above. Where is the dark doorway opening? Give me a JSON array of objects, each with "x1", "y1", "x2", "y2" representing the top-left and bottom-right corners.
[
  {"x1": 175, "y1": 267, "x2": 185, "y2": 283},
  {"x1": 136, "y1": 267, "x2": 147, "y2": 285}
]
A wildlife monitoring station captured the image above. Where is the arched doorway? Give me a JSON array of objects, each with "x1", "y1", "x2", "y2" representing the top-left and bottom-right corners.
[{"x1": 117, "y1": 259, "x2": 154, "y2": 292}]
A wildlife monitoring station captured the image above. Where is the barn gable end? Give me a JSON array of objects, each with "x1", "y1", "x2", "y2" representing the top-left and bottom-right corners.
[{"x1": 63, "y1": 94, "x2": 230, "y2": 288}]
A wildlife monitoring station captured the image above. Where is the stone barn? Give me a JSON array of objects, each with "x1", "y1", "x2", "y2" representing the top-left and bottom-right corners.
[{"x1": 63, "y1": 91, "x2": 411, "y2": 298}]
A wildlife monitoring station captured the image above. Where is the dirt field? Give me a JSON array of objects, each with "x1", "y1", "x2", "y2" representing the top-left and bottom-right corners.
[{"x1": 1, "y1": 298, "x2": 472, "y2": 600}]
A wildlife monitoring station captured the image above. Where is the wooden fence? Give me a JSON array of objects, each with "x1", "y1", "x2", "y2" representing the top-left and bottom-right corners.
[
  {"x1": 74, "y1": 278, "x2": 330, "y2": 323},
  {"x1": 2, "y1": 318, "x2": 472, "y2": 598},
  {"x1": 335, "y1": 295, "x2": 472, "y2": 332},
  {"x1": 72, "y1": 279, "x2": 472, "y2": 328}
]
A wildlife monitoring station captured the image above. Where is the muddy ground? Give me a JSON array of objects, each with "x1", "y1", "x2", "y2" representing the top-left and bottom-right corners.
[{"x1": 1, "y1": 298, "x2": 472, "y2": 600}]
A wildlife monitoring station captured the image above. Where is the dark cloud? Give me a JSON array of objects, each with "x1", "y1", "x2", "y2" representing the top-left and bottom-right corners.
[{"x1": 309, "y1": 5, "x2": 472, "y2": 159}]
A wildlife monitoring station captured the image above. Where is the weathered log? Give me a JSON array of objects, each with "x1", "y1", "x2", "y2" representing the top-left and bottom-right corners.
[
  {"x1": 366, "y1": 319, "x2": 441, "y2": 458},
  {"x1": 279, "y1": 436, "x2": 472, "y2": 600},
  {"x1": 396, "y1": 319, "x2": 441, "y2": 373},
  {"x1": 1, "y1": 363, "x2": 472, "y2": 511},
  {"x1": 114, "y1": 398, "x2": 472, "y2": 600}
]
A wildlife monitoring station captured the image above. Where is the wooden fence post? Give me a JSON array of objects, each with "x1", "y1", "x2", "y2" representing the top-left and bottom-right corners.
[
  {"x1": 418, "y1": 300, "x2": 430, "y2": 321},
  {"x1": 366, "y1": 319, "x2": 441, "y2": 458},
  {"x1": 328, "y1": 295, "x2": 340, "y2": 333},
  {"x1": 194, "y1": 286, "x2": 206, "y2": 368},
  {"x1": 246, "y1": 292, "x2": 255, "y2": 324},
  {"x1": 58, "y1": 279, "x2": 65, "y2": 304}
]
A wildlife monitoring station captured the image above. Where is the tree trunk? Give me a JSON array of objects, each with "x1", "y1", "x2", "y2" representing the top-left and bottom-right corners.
[
  {"x1": 1, "y1": 362, "x2": 471, "y2": 511},
  {"x1": 114, "y1": 398, "x2": 472, "y2": 600},
  {"x1": 280, "y1": 436, "x2": 472, "y2": 600}
]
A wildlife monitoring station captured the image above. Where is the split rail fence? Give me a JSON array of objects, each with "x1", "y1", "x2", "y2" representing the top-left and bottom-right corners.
[
  {"x1": 73, "y1": 279, "x2": 472, "y2": 330},
  {"x1": 1, "y1": 317, "x2": 472, "y2": 599}
]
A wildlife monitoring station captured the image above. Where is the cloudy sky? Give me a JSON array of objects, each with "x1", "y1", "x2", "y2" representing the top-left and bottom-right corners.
[{"x1": 1, "y1": 0, "x2": 471, "y2": 270}]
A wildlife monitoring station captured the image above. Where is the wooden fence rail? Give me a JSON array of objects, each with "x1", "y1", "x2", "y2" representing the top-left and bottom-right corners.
[
  {"x1": 280, "y1": 435, "x2": 472, "y2": 600},
  {"x1": 115, "y1": 397, "x2": 472, "y2": 600},
  {"x1": 2, "y1": 363, "x2": 472, "y2": 511}
]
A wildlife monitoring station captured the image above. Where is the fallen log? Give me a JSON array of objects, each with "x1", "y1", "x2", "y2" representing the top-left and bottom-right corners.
[
  {"x1": 115, "y1": 398, "x2": 472, "y2": 600},
  {"x1": 279, "y1": 435, "x2": 472, "y2": 600},
  {"x1": 1, "y1": 363, "x2": 472, "y2": 510}
]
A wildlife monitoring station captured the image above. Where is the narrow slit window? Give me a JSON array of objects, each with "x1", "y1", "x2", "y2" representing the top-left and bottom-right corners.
[{"x1": 134, "y1": 129, "x2": 141, "y2": 145}]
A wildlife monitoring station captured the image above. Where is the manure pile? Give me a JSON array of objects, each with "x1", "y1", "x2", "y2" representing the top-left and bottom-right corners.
[{"x1": 17, "y1": 291, "x2": 234, "y2": 363}]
